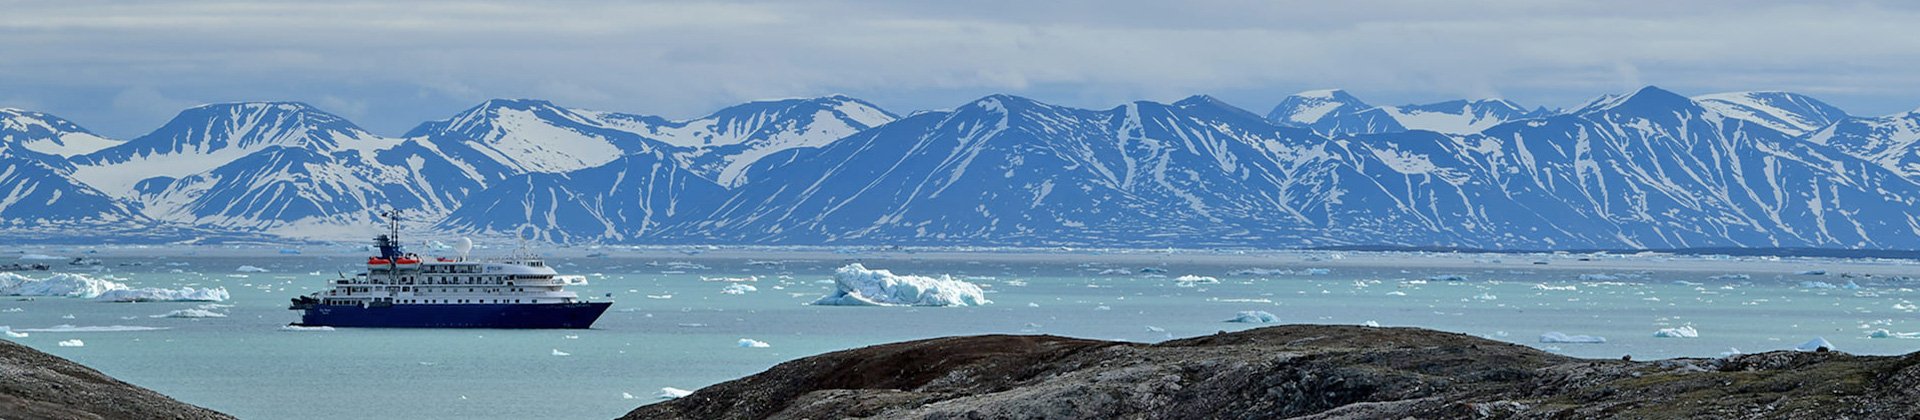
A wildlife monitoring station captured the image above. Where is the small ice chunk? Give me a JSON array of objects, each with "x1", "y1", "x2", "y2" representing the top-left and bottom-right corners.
[
  {"x1": 1800, "y1": 281, "x2": 1839, "y2": 289},
  {"x1": 1363, "y1": 320, "x2": 1380, "y2": 328},
  {"x1": 1145, "y1": 325, "x2": 1165, "y2": 332},
  {"x1": 0, "y1": 326, "x2": 25, "y2": 338},
  {"x1": 1720, "y1": 347, "x2": 1743, "y2": 356},
  {"x1": 810, "y1": 264, "x2": 991, "y2": 307},
  {"x1": 1473, "y1": 293, "x2": 1497, "y2": 301},
  {"x1": 1653, "y1": 326, "x2": 1699, "y2": 338},
  {"x1": 149, "y1": 308, "x2": 227, "y2": 318},
  {"x1": 1533, "y1": 283, "x2": 1578, "y2": 291},
  {"x1": 1867, "y1": 329, "x2": 1920, "y2": 339},
  {"x1": 1539, "y1": 332, "x2": 1607, "y2": 344},
  {"x1": 1174, "y1": 275, "x2": 1219, "y2": 287},
  {"x1": 1226, "y1": 310, "x2": 1279, "y2": 323},
  {"x1": 622, "y1": 392, "x2": 637, "y2": 400},
  {"x1": 280, "y1": 325, "x2": 334, "y2": 332},
  {"x1": 236, "y1": 265, "x2": 269, "y2": 273},
  {"x1": 737, "y1": 338, "x2": 771, "y2": 348},
  {"x1": 719, "y1": 284, "x2": 758, "y2": 295},
  {"x1": 657, "y1": 387, "x2": 693, "y2": 399},
  {"x1": 551, "y1": 349, "x2": 571, "y2": 356},
  {"x1": 1795, "y1": 337, "x2": 1835, "y2": 352},
  {"x1": 57, "y1": 339, "x2": 84, "y2": 347}
]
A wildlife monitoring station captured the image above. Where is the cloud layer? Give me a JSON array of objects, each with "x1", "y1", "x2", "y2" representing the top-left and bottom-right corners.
[{"x1": 6, "y1": 1, "x2": 1920, "y2": 137}]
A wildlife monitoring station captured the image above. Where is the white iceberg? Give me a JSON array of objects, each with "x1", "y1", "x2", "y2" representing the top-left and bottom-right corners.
[
  {"x1": 810, "y1": 264, "x2": 991, "y2": 307},
  {"x1": 1533, "y1": 283, "x2": 1578, "y2": 291},
  {"x1": 57, "y1": 339, "x2": 83, "y2": 347},
  {"x1": 280, "y1": 325, "x2": 335, "y2": 332},
  {"x1": 1795, "y1": 337, "x2": 1836, "y2": 352},
  {"x1": 1226, "y1": 310, "x2": 1279, "y2": 323},
  {"x1": 1653, "y1": 325, "x2": 1699, "y2": 338},
  {"x1": 0, "y1": 273, "x2": 127, "y2": 298},
  {"x1": 657, "y1": 387, "x2": 693, "y2": 399},
  {"x1": 0, "y1": 326, "x2": 25, "y2": 338},
  {"x1": 1800, "y1": 281, "x2": 1839, "y2": 289},
  {"x1": 150, "y1": 308, "x2": 227, "y2": 318},
  {"x1": 236, "y1": 265, "x2": 269, "y2": 273},
  {"x1": 1868, "y1": 329, "x2": 1920, "y2": 339},
  {"x1": 96, "y1": 287, "x2": 229, "y2": 302},
  {"x1": 551, "y1": 349, "x2": 571, "y2": 356},
  {"x1": 18, "y1": 325, "x2": 168, "y2": 332},
  {"x1": 1174, "y1": 275, "x2": 1219, "y2": 287},
  {"x1": 719, "y1": 284, "x2": 758, "y2": 295},
  {"x1": 1539, "y1": 332, "x2": 1607, "y2": 344},
  {"x1": 737, "y1": 338, "x2": 771, "y2": 348}
]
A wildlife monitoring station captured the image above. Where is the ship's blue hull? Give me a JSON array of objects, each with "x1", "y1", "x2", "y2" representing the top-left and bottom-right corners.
[{"x1": 295, "y1": 302, "x2": 612, "y2": 328}]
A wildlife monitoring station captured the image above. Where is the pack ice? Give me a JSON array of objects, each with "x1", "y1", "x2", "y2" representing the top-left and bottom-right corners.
[
  {"x1": 810, "y1": 264, "x2": 991, "y2": 307},
  {"x1": 0, "y1": 272, "x2": 229, "y2": 302}
]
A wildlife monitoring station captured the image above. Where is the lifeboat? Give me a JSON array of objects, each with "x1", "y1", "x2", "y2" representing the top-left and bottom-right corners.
[
  {"x1": 394, "y1": 257, "x2": 422, "y2": 269},
  {"x1": 367, "y1": 257, "x2": 392, "y2": 271}
]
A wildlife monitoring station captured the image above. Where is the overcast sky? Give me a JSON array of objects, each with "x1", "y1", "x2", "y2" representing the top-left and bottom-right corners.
[{"x1": 5, "y1": 0, "x2": 1920, "y2": 138}]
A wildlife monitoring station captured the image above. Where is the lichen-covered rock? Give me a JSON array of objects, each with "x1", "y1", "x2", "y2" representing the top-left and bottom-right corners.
[
  {"x1": 626, "y1": 325, "x2": 1920, "y2": 419},
  {"x1": 0, "y1": 339, "x2": 232, "y2": 419}
]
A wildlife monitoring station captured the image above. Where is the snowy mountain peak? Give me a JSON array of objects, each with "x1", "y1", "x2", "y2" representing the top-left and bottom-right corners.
[
  {"x1": 1575, "y1": 86, "x2": 1695, "y2": 115},
  {"x1": 70, "y1": 101, "x2": 382, "y2": 197},
  {"x1": 1694, "y1": 91, "x2": 1849, "y2": 135},
  {"x1": 0, "y1": 108, "x2": 120, "y2": 157}
]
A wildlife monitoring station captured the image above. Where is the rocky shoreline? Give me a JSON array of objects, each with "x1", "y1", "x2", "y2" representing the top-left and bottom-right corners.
[
  {"x1": 0, "y1": 339, "x2": 231, "y2": 419},
  {"x1": 626, "y1": 325, "x2": 1920, "y2": 419}
]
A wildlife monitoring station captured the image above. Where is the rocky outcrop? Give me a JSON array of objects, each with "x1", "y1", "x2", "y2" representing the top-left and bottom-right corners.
[
  {"x1": 626, "y1": 325, "x2": 1920, "y2": 419},
  {"x1": 0, "y1": 339, "x2": 232, "y2": 419}
]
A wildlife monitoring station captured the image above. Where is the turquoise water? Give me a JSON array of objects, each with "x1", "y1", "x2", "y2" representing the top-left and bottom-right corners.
[{"x1": 4, "y1": 247, "x2": 1920, "y2": 419}]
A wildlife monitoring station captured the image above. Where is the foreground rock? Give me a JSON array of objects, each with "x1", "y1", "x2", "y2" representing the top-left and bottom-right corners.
[
  {"x1": 627, "y1": 325, "x2": 1920, "y2": 419},
  {"x1": 0, "y1": 339, "x2": 232, "y2": 419}
]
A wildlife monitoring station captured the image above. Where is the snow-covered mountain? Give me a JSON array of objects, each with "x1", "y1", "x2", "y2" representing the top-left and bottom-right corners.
[
  {"x1": 1695, "y1": 91, "x2": 1849, "y2": 136},
  {"x1": 0, "y1": 141, "x2": 142, "y2": 225},
  {"x1": 1804, "y1": 110, "x2": 1920, "y2": 178},
  {"x1": 437, "y1": 150, "x2": 726, "y2": 243},
  {"x1": 1266, "y1": 90, "x2": 1549, "y2": 137},
  {"x1": 594, "y1": 95, "x2": 896, "y2": 186},
  {"x1": 0, "y1": 108, "x2": 120, "y2": 157}
]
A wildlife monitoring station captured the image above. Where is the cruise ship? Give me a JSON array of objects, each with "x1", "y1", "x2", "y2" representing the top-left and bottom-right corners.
[{"x1": 288, "y1": 213, "x2": 612, "y2": 328}]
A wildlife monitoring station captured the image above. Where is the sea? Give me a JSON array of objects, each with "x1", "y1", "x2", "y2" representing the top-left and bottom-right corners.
[{"x1": 4, "y1": 245, "x2": 1920, "y2": 419}]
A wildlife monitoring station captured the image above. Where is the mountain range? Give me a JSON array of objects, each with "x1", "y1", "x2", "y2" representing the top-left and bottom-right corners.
[{"x1": 6, "y1": 86, "x2": 1920, "y2": 250}]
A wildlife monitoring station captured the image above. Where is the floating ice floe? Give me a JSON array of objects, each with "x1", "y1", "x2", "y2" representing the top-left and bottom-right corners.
[
  {"x1": 1539, "y1": 332, "x2": 1607, "y2": 344},
  {"x1": 236, "y1": 265, "x2": 269, "y2": 273},
  {"x1": 1795, "y1": 337, "x2": 1835, "y2": 352},
  {"x1": 1174, "y1": 275, "x2": 1219, "y2": 287},
  {"x1": 19, "y1": 325, "x2": 168, "y2": 332},
  {"x1": 657, "y1": 387, "x2": 693, "y2": 399},
  {"x1": 1145, "y1": 325, "x2": 1165, "y2": 332},
  {"x1": 1533, "y1": 283, "x2": 1578, "y2": 291},
  {"x1": 1868, "y1": 329, "x2": 1920, "y2": 339},
  {"x1": 1472, "y1": 293, "x2": 1498, "y2": 301},
  {"x1": 97, "y1": 287, "x2": 229, "y2": 302},
  {"x1": 737, "y1": 338, "x2": 771, "y2": 348},
  {"x1": 810, "y1": 264, "x2": 991, "y2": 307},
  {"x1": 0, "y1": 326, "x2": 26, "y2": 338},
  {"x1": 57, "y1": 339, "x2": 84, "y2": 347},
  {"x1": 1225, "y1": 310, "x2": 1279, "y2": 323},
  {"x1": 150, "y1": 308, "x2": 226, "y2": 318},
  {"x1": 719, "y1": 284, "x2": 758, "y2": 295},
  {"x1": 0, "y1": 272, "x2": 228, "y2": 302},
  {"x1": 551, "y1": 349, "x2": 571, "y2": 356},
  {"x1": 280, "y1": 325, "x2": 334, "y2": 332},
  {"x1": 1653, "y1": 325, "x2": 1699, "y2": 338}
]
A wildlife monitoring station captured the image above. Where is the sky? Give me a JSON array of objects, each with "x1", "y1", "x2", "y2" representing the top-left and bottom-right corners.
[{"x1": 5, "y1": 0, "x2": 1920, "y2": 138}]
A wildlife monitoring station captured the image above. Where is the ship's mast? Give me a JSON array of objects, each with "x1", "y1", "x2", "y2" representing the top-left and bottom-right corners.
[{"x1": 374, "y1": 210, "x2": 405, "y2": 260}]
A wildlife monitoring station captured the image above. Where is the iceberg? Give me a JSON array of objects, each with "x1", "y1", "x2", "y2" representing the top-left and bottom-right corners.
[
  {"x1": 0, "y1": 326, "x2": 25, "y2": 338},
  {"x1": 1174, "y1": 275, "x2": 1219, "y2": 287},
  {"x1": 719, "y1": 284, "x2": 757, "y2": 295},
  {"x1": 1539, "y1": 332, "x2": 1607, "y2": 344},
  {"x1": 280, "y1": 325, "x2": 335, "y2": 332},
  {"x1": 18, "y1": 325, "x2": 168, "y2": 332},
  {"x1": 1532, "y1": 283, "x2": 1578, "y2": 291},
  {"x1": 657, "y1": 387, "x2": 693, "y2": 399},
  {"x1": 96, "y1": 287, "x2": 229, "y2": 302},
  {"x1": 236, "y1": 265, "x2": 270, "y2": 273},
  {"x1": 1653, "y1": 326, "x2": 1699, "y2": 338},
  {"x1": 551, "y1": 349, "x2": 571, "y2": 356},
  {"x1": 1226, "y1": 310, "x2": 1280, "y2": 323},
  {"x1": 810, "y1": 264, "x2": 991, "y2": 307},
  {"x1": 1799, "y1": 281, "x2": 1839, "y2": 289},
  {"x1": 1868, "y1": 329, "x2": 1920, "y2": 339},
  {"x1": 1795, "y1": 337, "x2": 1835, "y2": 352},
  {"x1": 57, "y1": 339, "x2": 84, "y2": 347},
  {"x1": 150, "y1": 308, "x2": 227, "y2": 318},
  {"x1": 0, "y1": 273, "x2": 126, "y2": 298},
  {"x1": 737, "y1": 338, "x2": 771, "y2": 348}
]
